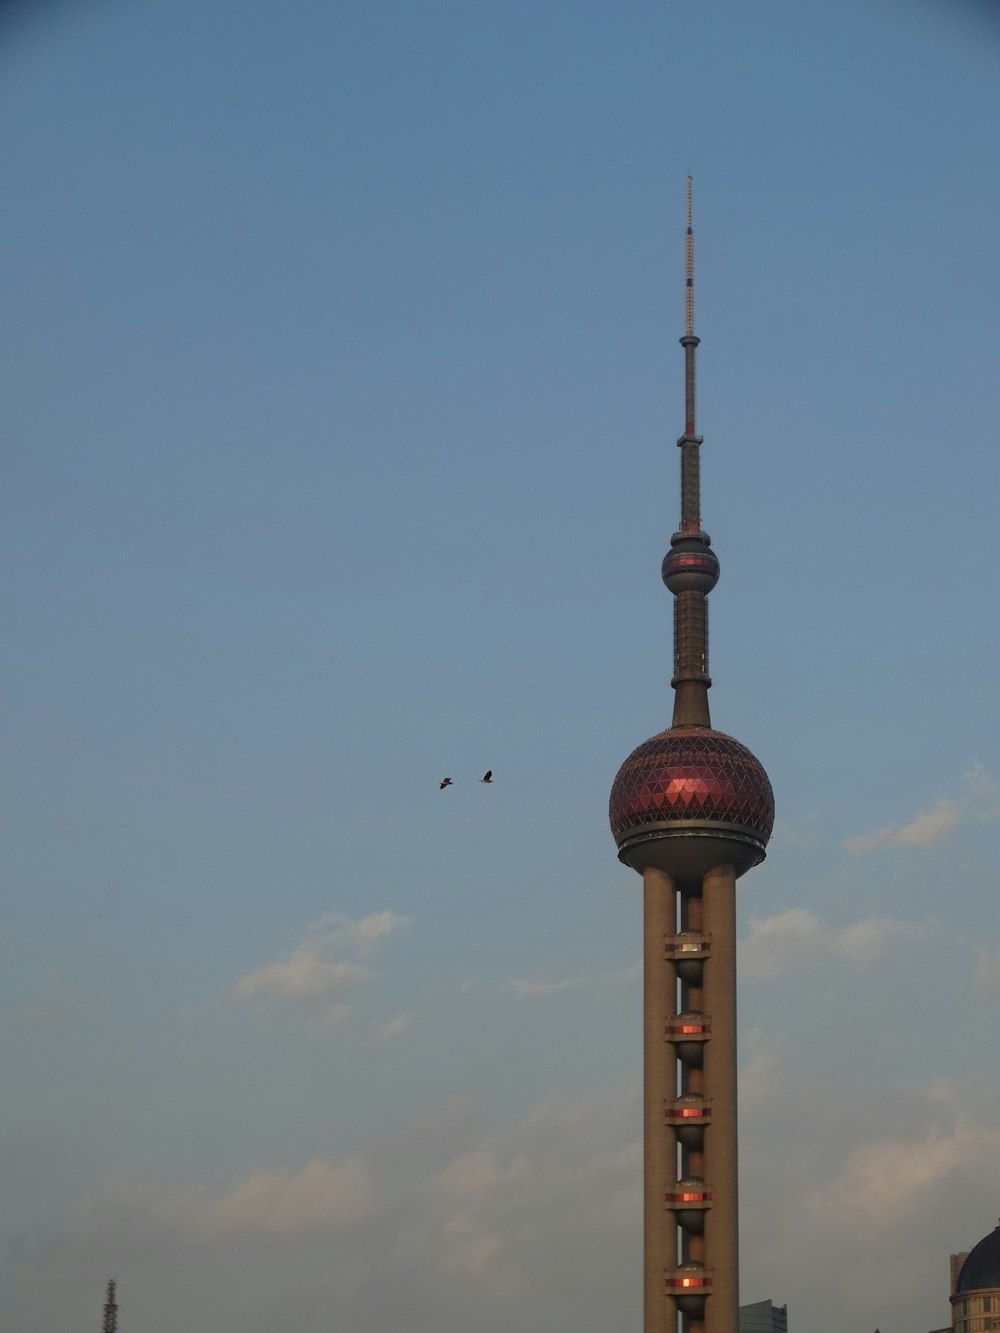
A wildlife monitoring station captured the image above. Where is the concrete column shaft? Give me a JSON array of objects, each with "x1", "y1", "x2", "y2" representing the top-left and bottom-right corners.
[
  {"x1": 644, "y1": 867, "x2": 677, "y2": 1333},
  {"x1": 701, "y1": 865, "x2": 738, "y2": 1333}
]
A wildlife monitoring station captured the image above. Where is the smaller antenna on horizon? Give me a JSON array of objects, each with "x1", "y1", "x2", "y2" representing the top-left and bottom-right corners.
[
  {"x1": 684, "y1": 175, "x2": 695, "y2": 338},
  {"x1": 102, "y1": 1279, "x2": 118, "y2": 1333}
]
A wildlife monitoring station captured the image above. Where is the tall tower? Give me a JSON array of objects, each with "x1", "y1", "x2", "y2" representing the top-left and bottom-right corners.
[{"x1": 609, "y1": 180, "x2": 774, "y2": 1333}]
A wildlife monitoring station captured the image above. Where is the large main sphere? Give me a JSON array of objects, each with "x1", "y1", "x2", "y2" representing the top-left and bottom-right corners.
[{"x1": 610, "y1": 726, "x2": 774, "y2": 881}]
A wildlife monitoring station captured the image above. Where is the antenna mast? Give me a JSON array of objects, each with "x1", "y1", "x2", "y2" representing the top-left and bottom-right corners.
[
  {"x1": 102, "y1": 1279, "x2": 118, "y2": 1333},
  {"x1": 663, "y1": 176, "x2": 719, "y2": 728},
  {"x1": 685, "y1": 174, "x2": 695, "y2": 339},
  {"x1": 679, "y1": 173, "x2": 702, "y2": 526}
]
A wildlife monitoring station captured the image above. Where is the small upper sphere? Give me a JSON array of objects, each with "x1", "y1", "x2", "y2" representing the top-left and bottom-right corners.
[
  {"x1": 956, "y1": 1224, "x2": 1000, "y2": 1294},
  {"x1": 610, "y1": 727, "x2": 774, "y2": 881},
  {"x1": 662, "y1": 542, "x2": 720, "y2": 595}
]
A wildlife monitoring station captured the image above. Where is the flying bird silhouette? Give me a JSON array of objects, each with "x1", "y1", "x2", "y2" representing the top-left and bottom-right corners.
[
  {"x1": 439, "y1": 777, "x2": 453, "y2": 790},
  {"x1": 480, "y1": 770, "x2": 493, "y2": 784}
]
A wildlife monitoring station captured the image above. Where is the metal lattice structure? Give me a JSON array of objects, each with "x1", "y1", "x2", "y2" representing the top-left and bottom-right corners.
[
  {"x1": 102, "y1": 1279, "x2": 118, "y2": 1333},
  {"x1": 610, "y1": 728, "x2": 774, "y2": 849}
]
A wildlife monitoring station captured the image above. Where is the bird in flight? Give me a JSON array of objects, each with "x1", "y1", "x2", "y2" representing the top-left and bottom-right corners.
[
  {"x1": 439, "y1": 777, "x2": 453, "y2": 790},
  {"x1": 480, "y1": 770, "x2": 493, "y2": 784}
]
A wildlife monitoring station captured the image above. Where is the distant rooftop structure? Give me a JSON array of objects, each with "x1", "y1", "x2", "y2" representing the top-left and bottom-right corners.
[
  {"x1": 952, "y1": 1252, "x2": 971, "y2": 1293},
  {"x1": 739, "y1": 1297, "x2": 788, "y2": 1333},
  {"x1": 951, "y1": 1220, "x2": 1000, "y2": 1333},
  {"x1": 955, "y1": 1224, "x2": 1000, "y2": 1294}
]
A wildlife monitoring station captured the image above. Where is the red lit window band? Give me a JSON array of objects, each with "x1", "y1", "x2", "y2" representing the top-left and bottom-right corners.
[
  {"x1": 665, "y1": 1192, "x2": 712, "y2": 1203},
  {"x1": 665, "y1": 1277, "x2": 713, "y2": 1289},
  {"x1": 665, "y1": 1024, "x2": 711, "y2": 1035},
  {"x1": 665, "y1": 1107, "x2": 710, "y2": 1119}
]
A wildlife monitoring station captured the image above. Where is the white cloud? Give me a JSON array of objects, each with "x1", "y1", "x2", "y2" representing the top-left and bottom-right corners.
[
  {"x1": 964, "y1": 760, "x2": 1000, "y2": 820},
  {"x1": 191, "y1": 1157, "x2": 375, "y2": 1237},
  {"x1": 22, "y1": 1084, "x2": 643, "y2": 1333},
  {"x1": 844, "y1": 762, "x2": 1000, "y2": 854},
  {"x1": 409, "y1": 1084, "x2": 641, "y2": 1302},
  {"x1": 62, "y1": 1155, "x2": 376, "y2": 1247},
  {"x1": 18, "y1": 1070, "x2": 1000, "y2": 1333},
  {"x1": 844, "y1": 797, "x2": 960, "y2": 853},
  {"x1": 307, "y1": 910, "x2": 410, "y2": 955},
  {"x1": 739, "y1": 1030, "x2": 785, "y2": 1109},
  {"x1": 305, "y1": 1003, "x2": 354, "y2": 1034},
  {"x1": 232, "y1": 911, "x2": 410, "y2": 1032},
  {"x1": 739, "y1": 1076, "x2": 1000, "y2": 1333},
  {"x1": 234, "y1": 949, "x2": 369, "y2": 1001},
  {"x1": 739, "y1": 908, "x2": 922, "y2": 979},
  {"x1": 807, "y1": 1109, "x2": 1000, "y2": 1228},
  {"x1": 371, "y1": 1012, "x2": 412, "y2": 1042},
  {"x1": 834, "y1": 914, "x2": 923, "y2": 959}
]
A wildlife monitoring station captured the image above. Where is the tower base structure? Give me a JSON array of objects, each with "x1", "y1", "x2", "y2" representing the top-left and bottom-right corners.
[
  {"x1": 646, "y1": 863, "x2": 739, "y2": 1333},
  {"x1": 611, "y1": 727, "x2": 772, "y2": 1333}
]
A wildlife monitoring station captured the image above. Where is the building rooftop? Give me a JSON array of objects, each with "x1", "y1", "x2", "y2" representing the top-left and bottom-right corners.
[{"x1": 956, "y1": 1224, "x2": 1000, "y2": 1293}]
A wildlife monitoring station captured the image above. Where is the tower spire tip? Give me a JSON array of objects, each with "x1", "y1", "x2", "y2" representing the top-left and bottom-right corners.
[{"x1": 684, "y1": 177, "x2": 695, "y2": 339}]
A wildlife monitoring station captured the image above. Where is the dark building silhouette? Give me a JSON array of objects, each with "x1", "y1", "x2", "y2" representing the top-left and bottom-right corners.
[
  {"x1": 609, "y1": 180, "x2": 774, "y2": 1333},
  {"x1": 739, "y1": 1298, "x2": 787, "y2": 1333}
]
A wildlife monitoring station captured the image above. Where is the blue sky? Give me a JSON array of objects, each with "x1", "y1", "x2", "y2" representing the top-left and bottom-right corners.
[{"x1": 2, "y1": 1, "x2": 1000, "y2": 1330}]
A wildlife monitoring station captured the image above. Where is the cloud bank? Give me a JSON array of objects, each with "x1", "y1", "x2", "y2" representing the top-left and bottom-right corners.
[{"x1": 8, "y1": 1085, "x2": 642, "y2": 1333}]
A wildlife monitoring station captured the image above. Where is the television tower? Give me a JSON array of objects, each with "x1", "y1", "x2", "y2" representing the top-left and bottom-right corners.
[
  {"x1": 101, "y1": 1279, "x2": 118, "y2": 1333},
  {"x1": 609, "y1": 180, "x2": 774, "y2": 1333}
]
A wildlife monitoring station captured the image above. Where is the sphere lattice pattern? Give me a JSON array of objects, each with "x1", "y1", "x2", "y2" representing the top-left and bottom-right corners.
[{"x1": 609, "y1": 727, "x2": 774, "y2": 846}]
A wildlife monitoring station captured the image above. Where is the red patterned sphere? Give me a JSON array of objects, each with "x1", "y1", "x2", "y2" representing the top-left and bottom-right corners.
[{"x1": 610, "y1": 726, "x2": 774, "y2": 881}]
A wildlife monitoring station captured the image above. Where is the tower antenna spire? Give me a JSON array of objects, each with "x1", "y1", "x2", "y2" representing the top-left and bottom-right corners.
[
  {"x1": 665, "y1": 175, "x2": 718, "y2": 728},
  {"x1": 680, "y1": 175, "x2": 701, "y2": 487},
  {"x1": 685, "y1": 173, "x2": 695, "y2": 339}
]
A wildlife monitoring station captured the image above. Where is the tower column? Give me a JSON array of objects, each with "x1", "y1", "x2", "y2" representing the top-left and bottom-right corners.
[
  {"x1": 644, "y1": 866, "x2": 676, "y2": 1333},
  {"x1": 609, "y1": 178, "x2": 773, "y2": 1333},
  {"x1": 701, "y1": 864, "x2": 738, "y2": 1333}
]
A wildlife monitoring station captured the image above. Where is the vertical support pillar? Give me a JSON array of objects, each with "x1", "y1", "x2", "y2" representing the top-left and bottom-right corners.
[
  {"x1": 701, "y1": 864, "x2": 738, "y2": 1333},
  {"x1": 644, "y1": 866, "x2": 677, "y2": 1333},
  {"x1": 679, "y1": 889, "x2": 705, "y2": 1333}
]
